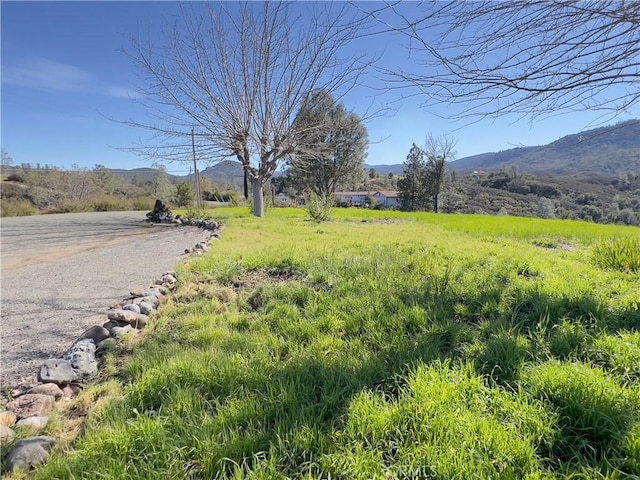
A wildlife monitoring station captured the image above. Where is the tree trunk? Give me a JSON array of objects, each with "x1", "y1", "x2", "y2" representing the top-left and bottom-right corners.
[{"x1": 251, "y1": 177, "x2": 265, "y2": 218}]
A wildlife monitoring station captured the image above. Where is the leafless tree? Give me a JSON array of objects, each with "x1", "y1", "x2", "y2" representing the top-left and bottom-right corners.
[
  {"x1": 365, "y1": 0, "x2": 640, "y2": 121},
  {"x1": 126, "y1": 2, "x2": 373, "y2": 217},
  {"x1": 423, "y1": 134, "x2": 456, "y2": 213}
]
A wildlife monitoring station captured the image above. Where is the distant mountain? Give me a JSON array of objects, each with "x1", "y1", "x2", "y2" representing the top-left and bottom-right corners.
[
  {"x1": 448, "y1": 120, "x2": 640, "y2": 176},
  {"x1": 199, "y1": 160, "x2": 245, "y2": 184},
  {"x1": 105, "y1": 121, "x2": 638, "y2": 183},
  {"x1": 367, "y1": 120, "x2": 639, "y2": 178}
]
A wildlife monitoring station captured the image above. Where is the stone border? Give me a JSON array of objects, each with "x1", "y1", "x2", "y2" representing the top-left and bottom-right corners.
[{"x1": 0, "y1": 217, "x2": 223, "y2": 475}]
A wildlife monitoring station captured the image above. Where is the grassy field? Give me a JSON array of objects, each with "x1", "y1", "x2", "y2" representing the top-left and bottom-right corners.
[{"x1": 12, "y1": 208, "x2": 640, "y2": 479}]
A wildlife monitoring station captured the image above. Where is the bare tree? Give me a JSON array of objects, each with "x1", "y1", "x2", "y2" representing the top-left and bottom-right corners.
[
  {"x1": 366, "y1": 1, "x2": 640, "y2": 120},
  {"x1": 127, "y1": 2, "x2": 372, "y2": 217},
  {"x1": 423, "y1": 134, "x2": 456, "y2": 214}
]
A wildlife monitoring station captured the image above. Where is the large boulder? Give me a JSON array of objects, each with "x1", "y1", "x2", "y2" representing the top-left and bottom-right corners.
[
  {"x1": 4, "y1": 436, "x2": 55, "y2": 473},
  {"x1": 38, "y1": 359, "x2": 78, "y2": 386},
  {"x1": 63, "y1": 339, "x2": 98, "y2": 380},
  {"x1": 6, "y1": 394, "x2": 53, "y2": 419}
]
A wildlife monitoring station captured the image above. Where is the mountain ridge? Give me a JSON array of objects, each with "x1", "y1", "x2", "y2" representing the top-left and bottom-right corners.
[{"x1": 367, "y1": 120, "x2": 639, "y2": 177}]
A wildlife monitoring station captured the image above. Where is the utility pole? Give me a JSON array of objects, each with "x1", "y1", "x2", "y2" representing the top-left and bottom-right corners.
[{"x1": 191, "y1": 128, "x2": 202, "y2": 208}]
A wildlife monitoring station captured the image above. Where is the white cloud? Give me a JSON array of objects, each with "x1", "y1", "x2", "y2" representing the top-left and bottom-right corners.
[
  {"x1": 104, "y1": 86, "x2": 143, "y2": 100},
  {"x1": 2, "y1": 58, "x2": 92, "y2": 92},
  {"x1": 2, "y1": 58, "x2": 141, "y2": 101}
]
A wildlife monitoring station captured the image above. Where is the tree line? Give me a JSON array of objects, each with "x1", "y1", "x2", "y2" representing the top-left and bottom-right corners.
[{"x1": 397, "y1": 135, "x2": 456, "y2": 213}]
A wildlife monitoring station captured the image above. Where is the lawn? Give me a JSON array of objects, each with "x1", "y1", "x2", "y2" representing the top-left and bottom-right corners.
[{"x1": 16, "y1": 208, "x2": 640, "y2": 479}]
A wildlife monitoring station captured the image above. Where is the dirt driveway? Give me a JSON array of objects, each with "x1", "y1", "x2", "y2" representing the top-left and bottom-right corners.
[{"x1": 0, "y1": 211, "x2": 210, "y2": 388}]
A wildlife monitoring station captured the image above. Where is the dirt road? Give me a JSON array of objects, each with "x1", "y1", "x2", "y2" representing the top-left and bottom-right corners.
[{"x1": 0, "y1": 211, "x2": 210, "y2": 388}]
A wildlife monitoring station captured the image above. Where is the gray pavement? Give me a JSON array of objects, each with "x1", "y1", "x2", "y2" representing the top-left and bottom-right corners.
[{"x1": 0, "y1": 211, "x2": 210, "y2": 388}]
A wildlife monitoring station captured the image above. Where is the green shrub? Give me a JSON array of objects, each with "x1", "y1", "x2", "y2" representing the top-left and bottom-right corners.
[
  {"x1": 524, "y1": 361, "x2": 637, "y2": 466},
  {"x1": 0, "y1": 198, "x2": 38, "y2": 216},
  {"x1": 306, "y1": 192, "x2": 332, "y2": 222},
  {"x1": 46, "y1": 198, "x2": 90, "y2": 213},
  {"x1": 174, "y1": 181, "x2": 195, "y2": 207},
  {"x1": 325, "y1": 362, "x2": 554, "y2": 479},
  {"x1": 130, "y1": 196, "x2": 155, "y2": 211},
  {"x1": 90, "y1": 195, "x2": 132, "y2": 212},
  {"x1": 549, "y1": 319, "x2": 589, "y2": 360},
  {"x1": 590, "y1": 331, "x2": 640, "y2": 381},
  {"x1": 593, "y1": 237, "x2": 640, "y2": 272},
  {"x1": 468, "y1": 329, "x2": 532, "y2": 384}
]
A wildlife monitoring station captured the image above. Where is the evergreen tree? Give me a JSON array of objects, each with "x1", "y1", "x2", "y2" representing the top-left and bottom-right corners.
[
  {"x1": 288, "y1": 90, "x2": 368, "y2": 208},
  {"x1": 398, "y1": 143, "x2": 427, "y2": 211}
]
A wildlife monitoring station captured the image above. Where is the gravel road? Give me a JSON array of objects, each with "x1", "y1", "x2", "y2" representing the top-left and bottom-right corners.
[{"x1": 0, "y1": 211, "x2": 211, "y2": 388}]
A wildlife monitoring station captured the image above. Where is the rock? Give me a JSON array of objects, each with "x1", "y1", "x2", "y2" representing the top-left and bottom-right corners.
[
  {"x1": 7, "y1": 394, "x2": 53, "y2": 419},
  {"x1": 62, "y1": 385, "x2": 80, "y2": 400},
  {"x1": 132, "y1": 314, "x2": 148, "y2": 329},
  {"x1": 5, "y1": 436, "x2": 55, "y2": 473},
  {"x1": 111, "y1": 325, "x2": 133, "y2": 338},
  {"x1": 146, "y1": 199, "x2": 174, "y2": 223},
  {"x1": 96, "y1": 337, "x2": 117, "y2": 352},
  {"x1": 76, "y1": 325, "x2": 110, "y2": 345},
  {"x1": 122, "y1": 303, "x2": 141, "y2": 314},
  {"x1": 108, "y1": 309, "x2": 139, "y2": 323},
  {"x1": 64, "y1": 339, "x2": 98, "y2": 380},
  {"x1": 28, "y1": 384, "x2": 63, "y2": 400},
  {"x1": 0, "y1": 410, "x2": 17, "y2": 427},
  {"x1": 133, "y1": 295, "x2": 160, "y2": 307},
  {"x1": 141, "y1": 287, "x2": 163, "y2": 298},
  {"x1": 162, "y1": 271, "x2": 178, "y2": 280},
  {"x1": 102, "y1": 320, "x2": 120, "y2": 331},
  {"x1": 152, "y1": 284, "x2": 169, "y2": 295},
  {"x1": 185, "y1": 248, "x2": 192, "y2": 254},
  {"x1": 0, "y1": 424, "x2": 16, "y2": 444},
  {"x1": 10, "y1": 385, "x2": 29, "y2": 398},
  {"x1": 38, "y1": 359, "x2": 79, "y2": 386},
  {"x1": 15, "y1": 416, "x2": 49, "y2": 432},
  {"x1": 138, "y1": 301, "x2": 155, "y2": 315}
]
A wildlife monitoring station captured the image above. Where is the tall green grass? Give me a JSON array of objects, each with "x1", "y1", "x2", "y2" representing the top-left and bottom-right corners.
[{"x1": 19, "y1": 208, "x2": 639, "y2": 479}]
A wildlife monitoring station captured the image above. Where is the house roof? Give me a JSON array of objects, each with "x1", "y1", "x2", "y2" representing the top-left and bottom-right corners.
[{"x1": 374, "y1": 191, "x2": 399, "y2": 198}]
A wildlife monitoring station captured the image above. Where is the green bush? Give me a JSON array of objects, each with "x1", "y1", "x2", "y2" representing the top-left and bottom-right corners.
[
  {"x1": 0, "y1": 198, "x2": 38, "y2": 217},
  {"x1": 90, "y1": 195, "x2": 132, "y2": 212},
  {"x1": 590, "y1": 331, "x2": 640, "y2": 381},
  {"x1": 524, "y1": 361, "x2": 637, "y2": 467},
  {"x1": 174, "y1": 182, "x2": 195, "y2": 207},
  {"x1": 593, "y1": 237, "x2": 640, "y2": 272},
  {"x1": 306, "y1": 192, "x2": 332, "y2": 222},
  {"x1": 468, "y1": 330, "x2": 532, "y2": 384},
  {"x1": 549, "y1": 319, "x2": 589, "y2": 360},
  {"x1": 325, "y1": 362, "x2": 554, "y2": 479}
]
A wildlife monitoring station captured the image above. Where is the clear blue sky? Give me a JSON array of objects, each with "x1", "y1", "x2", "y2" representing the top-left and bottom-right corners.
[{"x1": 2, "y1": 1, "x2": 635, "y2": 175}]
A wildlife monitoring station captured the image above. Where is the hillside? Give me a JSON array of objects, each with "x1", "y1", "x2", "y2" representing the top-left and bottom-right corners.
[{"x1": 366, "y1": 120, "x2": 640, "y2": 177}]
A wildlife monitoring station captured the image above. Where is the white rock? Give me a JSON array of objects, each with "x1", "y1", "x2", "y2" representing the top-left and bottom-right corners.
[{"x1": 15, "y1": 416, "x2": 49, "y2": 432}]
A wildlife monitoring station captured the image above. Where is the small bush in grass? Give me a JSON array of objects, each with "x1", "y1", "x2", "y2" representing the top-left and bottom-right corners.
[
  {"x1": 549, "y1": 319, "x2": 589, "y2": 360},
  {"x1": 468, "y1": 329, "x2": 532, "y2": 384},
  {"x1": 0, "y1": 198, "x2": 38, "y2": 216},
  {"x1": 306, "y1": 192, "x2": 333, "y2": 222},
  {"x1": 90, "y1": 195, "x2": 132, "y2": 212},
  {"x1": 590, "y1": 331, "x2": 640, "y2": 381},
  {"x1": 324, "y1": 362, "x2": 554, "y2": 479},
  {"x1": 593, "y1": 237, "x2": 640, "y2": 273},
  {"x1": 524, "y1": 361, "x2": 638, "y2": 468},
  {"x1": 46, "y1": 198, "x2": 90, "y2": 213}
]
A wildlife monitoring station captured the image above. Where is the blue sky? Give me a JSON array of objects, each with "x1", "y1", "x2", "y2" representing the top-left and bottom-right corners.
[{"x1": 2, "y1": 1, "x2": 635, "y2": 175}]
